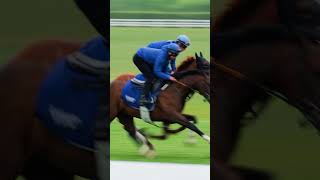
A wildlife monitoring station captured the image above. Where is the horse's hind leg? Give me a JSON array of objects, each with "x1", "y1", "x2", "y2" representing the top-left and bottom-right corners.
[{"x1": 117, "y1": 114, "x2": 156, "y2": 158}]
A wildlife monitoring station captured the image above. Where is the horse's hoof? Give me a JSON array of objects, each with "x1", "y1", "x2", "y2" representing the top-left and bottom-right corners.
[
  {"x1": 202, "y1": 135, "x2": 210, "y2": 143},
  {"x1": 139, "y1": 144, "x2": 150, "y2": 156},
  {"x1": 145, "y1": 150, "x2": 157, "y2": 159}
]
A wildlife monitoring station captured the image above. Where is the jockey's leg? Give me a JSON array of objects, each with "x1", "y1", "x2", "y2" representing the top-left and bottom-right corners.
[{"x1": 133, "y1": 54, "x2": 155, "y2": 106}]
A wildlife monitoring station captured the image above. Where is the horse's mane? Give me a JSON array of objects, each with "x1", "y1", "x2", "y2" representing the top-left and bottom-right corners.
[
  {"x1": 176, "y1": 56, "x2": 195, "y2": 72},
  {"x1": 214, "y1": 0, "x2": 267, "y2": 30}
]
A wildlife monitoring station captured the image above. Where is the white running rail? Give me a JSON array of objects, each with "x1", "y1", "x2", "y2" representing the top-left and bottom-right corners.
[{"x1": 110, "y1": 19, "x2": 210, "y2": 28}]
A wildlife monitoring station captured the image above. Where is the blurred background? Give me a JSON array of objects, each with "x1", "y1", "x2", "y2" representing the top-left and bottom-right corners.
[
  {"x1": 0, "y1": 1, "x2": 97, "y2": 180},
  {"x1": 110, "y1": 0, "x2": 210, "y2": 166},
  {"x1": 213, "y1": 1, "x2": 320, "y2": 180},
  {"x1": 111, "y1": 0, "x2": 210, "y2": 19},
  {"x1": 0, "y1": 0, "x2": 95, "y2": 63}
]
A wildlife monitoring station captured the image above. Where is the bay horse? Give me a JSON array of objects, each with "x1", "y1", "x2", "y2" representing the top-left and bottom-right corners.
[
  {"x1": 0, "y1": 39, "x2": 100, "y2": 180},
  {"x1": 110, "y1": 54, "x2": 210, "y2": 157},
  {"x1": 213, "y1": 0, "x2": 320, "y2": 179}
]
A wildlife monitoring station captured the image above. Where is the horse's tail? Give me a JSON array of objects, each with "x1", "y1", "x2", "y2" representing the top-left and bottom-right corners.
[{"x1": 109, "y1": 73, "x2": 135, "y2": 122}]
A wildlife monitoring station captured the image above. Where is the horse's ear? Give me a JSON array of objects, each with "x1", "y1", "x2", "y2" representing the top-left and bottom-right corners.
[
  {"x1": 195, "y1": 52, "x2": 199, "y2": 59},
  {"x1": 200, "y1": 52, "x2": 203, "y2": 58}
]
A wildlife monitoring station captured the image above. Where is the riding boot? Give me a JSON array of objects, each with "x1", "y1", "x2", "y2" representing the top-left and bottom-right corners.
[
  {"x1": 139, "y1": 81, "x2": 153, "y2": 123},
  {"x1": 140, "y1": 82, "x2": 152, "y2": 106}
]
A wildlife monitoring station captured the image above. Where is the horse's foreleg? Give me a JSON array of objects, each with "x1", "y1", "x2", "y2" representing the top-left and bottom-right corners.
[
  {"x1": 164, "y1": 114, "x2": 197, "y2": 134},
  {"x1": 167, "y1": 112, "x2": 210, "y2": 143},
  {"x1": 140, "y1": 114, "x2": 196, "y2": 140}
]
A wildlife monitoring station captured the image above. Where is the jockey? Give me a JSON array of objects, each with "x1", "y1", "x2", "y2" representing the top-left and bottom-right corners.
[{"x1": 133, "y1": 43, "x2": 181, "y2": 108}]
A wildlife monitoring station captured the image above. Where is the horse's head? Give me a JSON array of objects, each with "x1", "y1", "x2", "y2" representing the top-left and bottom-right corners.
[
  {"x1": 195, "y1": 52, "x2": 210, "y2": 73},
  {"x1": 175, "y1": 52, "x2": 210, "y2": 102},
  {"x1": 176, "y1": 52, "x2": 210, "y2": 72}
]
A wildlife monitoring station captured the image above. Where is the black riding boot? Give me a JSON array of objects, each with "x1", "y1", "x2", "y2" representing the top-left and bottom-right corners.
[{"x1": 140, "y1": 80, "x2": 153, "y2": 106}]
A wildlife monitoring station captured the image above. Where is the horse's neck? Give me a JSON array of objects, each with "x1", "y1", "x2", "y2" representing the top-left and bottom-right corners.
[
  {"x1": 214, "y1": 0, "x2": 279, "y2": 32},
  {"x1": 176, "y1": 60, "x2": 197, "y2": 72},
  {"x1": 171, "y1": 76, "x2": 198, "y2": 100}
]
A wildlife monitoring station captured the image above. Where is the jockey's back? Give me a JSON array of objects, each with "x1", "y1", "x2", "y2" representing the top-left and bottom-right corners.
[
  {"x1": 136, "y1": 47, "x2": 165, "y2": 64},
  {"x1": 147, "y1": 40, "x2": 174, "y2": 49}
]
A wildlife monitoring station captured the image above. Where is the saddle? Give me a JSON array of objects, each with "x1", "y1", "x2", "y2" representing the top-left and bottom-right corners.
[
  {"x1": 131, "y1": 75, "x2": 165, "y2": 93},
  {"x1": 67, "y1": 52, "x2": 109, "y2": 80},
  {"x1": 121, "y1": 74, "x2": 168, "y2": 111},
  {"x1": 66, "y1": 52, "x2": 109, "y2": 88}
]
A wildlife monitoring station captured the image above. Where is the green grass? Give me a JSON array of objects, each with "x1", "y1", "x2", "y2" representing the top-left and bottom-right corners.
[
  {"x1": 111, "y1": 0, "x2": 210, "y2": 19},
  {"x1": 110, "y1": 27, "x2": 210, "y2": 164}
]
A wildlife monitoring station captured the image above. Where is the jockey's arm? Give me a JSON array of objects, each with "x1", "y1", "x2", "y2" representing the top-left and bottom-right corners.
[
  {"x1": 154, "y1": 55, "x2": 171, "y2": 80},
  {"x1": 170, "y1": 59, "x2": 176, "y2": 71}
]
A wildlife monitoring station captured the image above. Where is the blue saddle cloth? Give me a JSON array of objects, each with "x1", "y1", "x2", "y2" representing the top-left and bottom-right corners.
[
  {"x1": 36, "y1": 36, "x2": 108, "y2": 150},
  {"x1": 121, "y1": 74, "x2": 164, "y2": 111}
]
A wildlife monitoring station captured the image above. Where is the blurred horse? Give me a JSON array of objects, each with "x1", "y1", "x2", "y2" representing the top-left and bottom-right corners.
[
  {"x1": 213, "y1": 0, "x2": 320, "y2": 179},
  {"x1": 0, "y1": 40, "x2": 100, "y2": 180},
  {"x1": 110, "y1": 54, "x2": 210, "y2": 157}
]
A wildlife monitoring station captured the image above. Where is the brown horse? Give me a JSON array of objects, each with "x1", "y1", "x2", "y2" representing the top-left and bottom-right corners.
[
  {"x1": 213, "y1": 0, "x2": 320, "y2": 180},
  {"x1": 110, "y1": 54, "x2": 210, "y2": 157},
  {"x1": 0, "y1": 40, "x2": 100, "y2": 180}
]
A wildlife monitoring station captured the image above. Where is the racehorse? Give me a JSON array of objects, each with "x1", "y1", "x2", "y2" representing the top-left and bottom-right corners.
[
  {"x1": 213, "y1": 0, "x2": 320, "y2": 179},
  {"x1": 110, "y1": 54, "x2": 210, "y2": 157},
  {"x1": 0, "y1": 39, "x2": 100, "y2": 180}
]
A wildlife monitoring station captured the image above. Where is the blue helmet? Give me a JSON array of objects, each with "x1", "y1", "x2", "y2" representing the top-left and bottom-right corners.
[
  {"x1": 176, "y1": 35, "x2": 191, "y2": 47},
  {"x1": 167, "y1": 43, "x2": 181, "y2": 54}
]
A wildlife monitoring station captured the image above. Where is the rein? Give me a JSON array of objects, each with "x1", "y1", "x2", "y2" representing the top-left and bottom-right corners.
[
  {"x1": 175, "y1": 80, "x2": 200, "y2": 94},
  {"x1": 173, "y1": 69, "x2": 210, "y2": 102}
]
